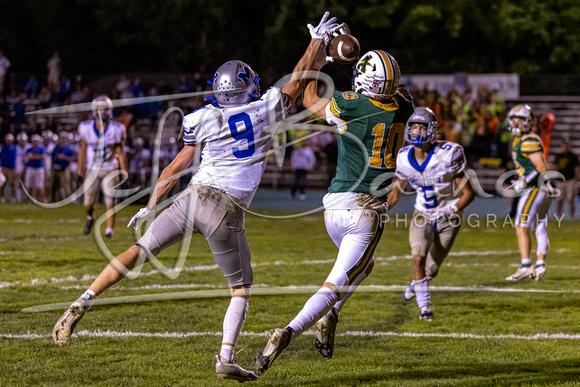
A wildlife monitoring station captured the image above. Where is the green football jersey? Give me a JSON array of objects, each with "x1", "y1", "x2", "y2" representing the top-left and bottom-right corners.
[
  {"x1": 512, "y1": 133, "x2": 544, "y2": 184},
  {"x1": 326, "y1": 90, "x2": 414, "y2": 197}
]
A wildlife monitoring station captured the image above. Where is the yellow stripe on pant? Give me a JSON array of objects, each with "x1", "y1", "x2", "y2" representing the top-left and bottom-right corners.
[
  {"x1": 522, "y1": 188, "x2": 539, "y2": 219},
  {"x1": 346, "y1": 221, "x2": 384, "y2": 283}
]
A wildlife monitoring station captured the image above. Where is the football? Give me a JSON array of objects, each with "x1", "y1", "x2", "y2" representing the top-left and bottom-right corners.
[{"x1": 328, "y1": 34, "x2": 361, "y2": 65}]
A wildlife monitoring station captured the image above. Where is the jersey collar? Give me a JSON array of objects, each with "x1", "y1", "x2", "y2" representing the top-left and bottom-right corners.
[
  {"x1": 93, "y1": 120, "x2": 109, "y2": 137},
  {"x1": 408, "y1": 146, "x2": 434, "y2": 174}
]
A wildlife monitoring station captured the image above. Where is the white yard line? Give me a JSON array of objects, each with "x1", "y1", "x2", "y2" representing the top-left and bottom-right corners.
[{"x1": 3, "y1": 329, "x2": 580, "y2": 341}]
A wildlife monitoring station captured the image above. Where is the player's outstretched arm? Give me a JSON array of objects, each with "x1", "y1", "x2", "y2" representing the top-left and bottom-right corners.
[
  {"x1": 281, "y1": 12, "x2": 337, "y2": 107},
  {"x1": 303, "y1": 78, "x2": 329, "y2": 119}
]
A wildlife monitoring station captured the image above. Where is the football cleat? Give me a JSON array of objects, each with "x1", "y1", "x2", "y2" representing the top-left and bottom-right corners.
[
  {"x1": 419, "y1": 310, "x2": 433, "y2": 322},
  {"x1": 83, "y1": 218, "x2": 94, "y2": 235},
  {"x1": 403, "y1": 284, "x2": 415, "y2": 301},
  {"x1": 215, "y1": 354, "x2": 258, "y2": 382},
  {"x1": 534, "y1": 265, "x2": 546, "y2": 281},
  {"x1": 315, "y1": 308, "x2": 338, "y2": 359},
  {"x1": 52, "y1": 298, "x2": 93, "y2": 346},
  {"x1": 505, "y1": 266, "x2": 535, "y2": 281},
  {"x1": 254, "y1": 327, "x2": 292, "y2": 376}
]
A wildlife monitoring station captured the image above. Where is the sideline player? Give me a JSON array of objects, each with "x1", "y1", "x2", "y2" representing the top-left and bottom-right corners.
[
  {"x1": 53, "y1": 12, "x2": 340, "y2": 382},
  {"x1": 505, "y1": 104, "x2": 552, "y2": 281},
  {"x1": 77, "y1": 96, "x2": 128, "y2": 238},
  {"x1": 387, "y1": 107, "x2": 475, "y2": 321},
  {"x1": 254, "y1": 49, "x2": 414, "y2": 375}
]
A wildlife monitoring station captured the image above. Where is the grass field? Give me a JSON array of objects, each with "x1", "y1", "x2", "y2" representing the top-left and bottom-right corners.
[{"x1": 1, "y1": 201, "x2": 580, "y2": 386}]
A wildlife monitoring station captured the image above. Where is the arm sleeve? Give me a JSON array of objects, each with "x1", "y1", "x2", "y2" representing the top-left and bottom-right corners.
[
  {"x1": 325, "y1": 91, "x2": 365, "y2": 138},
  {"x1": 449, "y1": 145, "x2": 467, "y2": 174},
  {"x1": 394, "y1": 149, "x2": 408, "y2": 180},
  {"x1": 520, "y1": 137, "x2": 543, "y2": 156},
  {"x1": 182, "y1": 107, "x2": 219, "y2": 145}
]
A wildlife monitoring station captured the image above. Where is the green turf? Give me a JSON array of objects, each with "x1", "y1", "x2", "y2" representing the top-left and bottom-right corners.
[{"x1": 1, "y1": 203, "x2": 580, "y2": 386}]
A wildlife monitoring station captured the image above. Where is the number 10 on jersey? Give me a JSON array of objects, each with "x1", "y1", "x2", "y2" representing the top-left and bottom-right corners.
[{"x1": 369, "y1": 123, "x2": 405, "y2": 169}]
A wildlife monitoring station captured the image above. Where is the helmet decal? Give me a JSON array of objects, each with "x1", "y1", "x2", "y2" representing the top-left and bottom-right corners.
[
  {"x1": 356, "y1": 55, "x2": 373, "y2": 73},
  {"x1": 237, "y1": 66, "x2": 251, "y2": 85}
]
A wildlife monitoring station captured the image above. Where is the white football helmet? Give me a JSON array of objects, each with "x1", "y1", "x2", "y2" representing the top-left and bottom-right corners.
[
  {"x1": 212, "y1": 60, "x2": 260, "y2": 107},
  {"x1": 352, "y1": 50, "x2": 400, "y2": 100},
  {"x1": 508, "y1": 104, "x2": 534, "y2": 136},
  {"x1": 91, "y1": 95, "x2": 114, "y2": 121}
]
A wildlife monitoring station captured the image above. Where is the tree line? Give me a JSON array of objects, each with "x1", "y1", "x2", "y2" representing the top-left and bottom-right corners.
[{"x1": 1, "y1": 0, "x2": 579, "y2": 87}]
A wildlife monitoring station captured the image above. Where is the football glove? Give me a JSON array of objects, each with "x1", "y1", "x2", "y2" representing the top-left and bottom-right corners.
[
  {"x1": 307, "y1": 11, "x2": 338, "y2": 46},
  {"x1": 355, "y1": 193, "x2": 388, "y2": 213},
  {"x1": 328, "y1": 23, "x2": 351, "y2": 38},
  {"x1": 128, "y1": 207, "x2": 155, "y2": 230}
]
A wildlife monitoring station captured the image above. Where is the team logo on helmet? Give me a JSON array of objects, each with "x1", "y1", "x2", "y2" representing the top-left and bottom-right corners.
[
  {"x1": 356, "y1": 55, "x2": 373, "y2": 73},
  {"x1": 237, "y1": 66, "x2": 251, "y2": 85}
]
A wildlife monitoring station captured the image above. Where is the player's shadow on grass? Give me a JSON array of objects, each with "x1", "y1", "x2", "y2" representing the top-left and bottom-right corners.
[{"x1": 312, "y1": 357, "x2": 580, "y2": 385}]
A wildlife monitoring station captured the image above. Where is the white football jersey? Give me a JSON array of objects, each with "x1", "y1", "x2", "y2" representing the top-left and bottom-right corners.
[
  {"x1": 183, "y1": 87, "x2": 288, "y2": 206},
  {"x1": 395, "y1": 141, "x2": 467, "y2": 216},
  {"x1": 78, "y1": 120, "x2": 125, "y2": 171}
]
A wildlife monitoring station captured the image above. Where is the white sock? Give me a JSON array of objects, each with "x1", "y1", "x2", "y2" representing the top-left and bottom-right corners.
[
  {"x1": 221, "y1": 297, "x2": 248, "y2": 362},
  {"x1": 287, "y1": 287, "x2": 338, "y2": 338},
  {"x1": 535, "y1": 221, "x2": 549, "y2": 255},
  {"x1": 105, "y1": 227, "x2": 113, "y2": 235},
  {"x1": 81, "y1": 289, "x2": 96, "y2": 300},
  {"x1": 521, "y1": 258, "x2": 531, "y2": 266},
  {"x1": 535, "y1": 260, "x2": 545, "y2": 267},
  {"x1": 78, "y1": 289, "x2": 96, "y2": 309},
  {"x1": 333, "y1": 272, "x2": 368, "y2": 317},
  {"x1": 413, "y1": 277, "x2": 430, "y2": 311},
  {"x1": 219, "y1": 346, "x2": 234, "y2": 363}
]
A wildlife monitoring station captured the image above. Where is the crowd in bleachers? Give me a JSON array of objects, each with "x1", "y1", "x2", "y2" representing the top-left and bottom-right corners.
[
  {"x1": 0, "y1": 65, "x2": 215, "y2": 203},
  {"x1": 410, "y1": 83, "x2": 510, "y2": 166}
]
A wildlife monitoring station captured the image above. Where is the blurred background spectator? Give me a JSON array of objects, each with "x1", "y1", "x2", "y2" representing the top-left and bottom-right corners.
[
  {"x1": 46, "y1": 52, "x2": 61, "y2": 93},
  {"x1": 0, "y1": 50, "x2": 10, "y2": 95},
  {"x1": 289, "y1": 138, "x2": 316, "y2": 201},
  {"x1": 554, "y1": 139, "x2": 579, "y2": 219}
]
